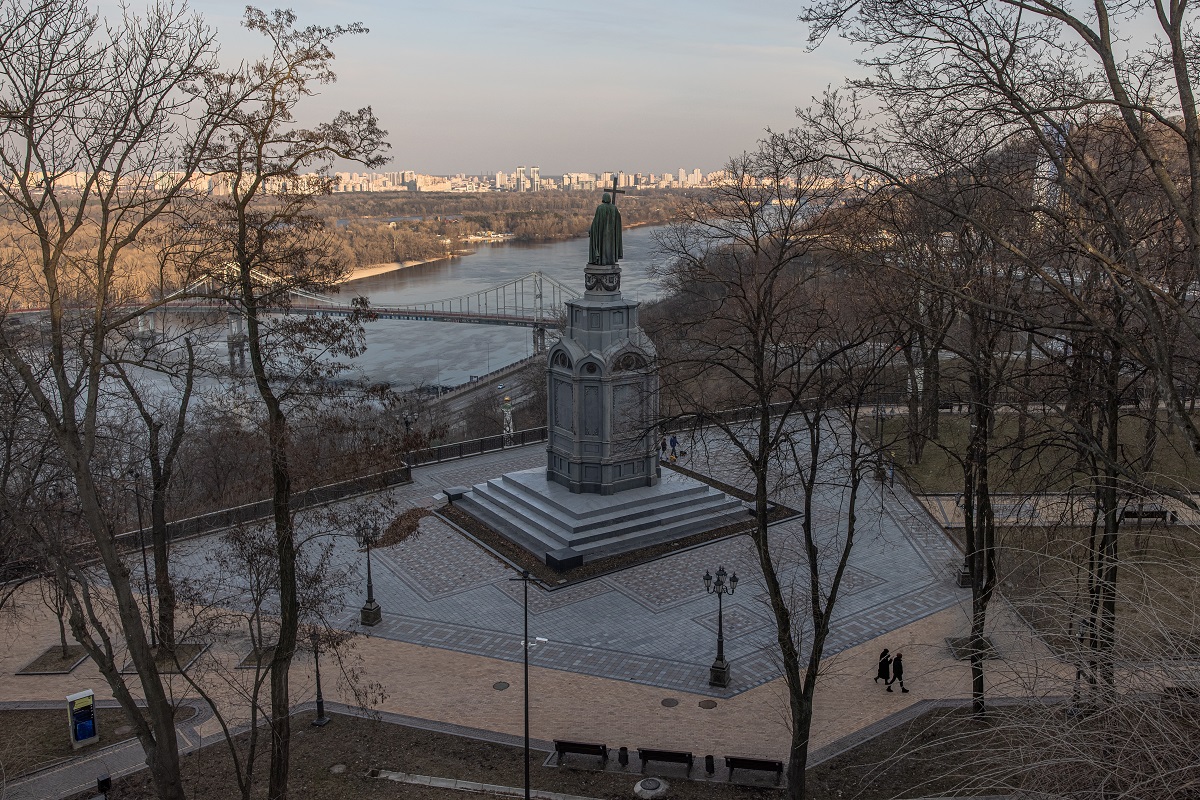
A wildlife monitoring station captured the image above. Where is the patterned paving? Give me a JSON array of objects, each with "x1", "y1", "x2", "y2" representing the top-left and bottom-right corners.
[
  {"x1": 603, "y1": 536, "x2": 757, "y2": 612},
  {"x1": 692, "y1": 604, "x2": 773, "y2": 638},
  {"x1": 382, "y1": 521, "x2": 510, "y2": 601},
  {"x1": 170, "y1": 417, "x2": 970, "y2": 698},
  {"x1": 495, "y1": 577, "x2": 613, "y2": 615}
]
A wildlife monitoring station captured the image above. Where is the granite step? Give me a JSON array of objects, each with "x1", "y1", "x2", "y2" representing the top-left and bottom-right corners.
[
  {"x1": 463, "y1": 480, "x2": 743, "y2": 551},
  {"x1": 480, "y1": 475, "x2": 721, "y2": 535}
]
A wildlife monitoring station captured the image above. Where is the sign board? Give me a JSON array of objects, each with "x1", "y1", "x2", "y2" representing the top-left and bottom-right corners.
[{"x1": 66, "y1": 689, "x2": 98, "y2": 749}]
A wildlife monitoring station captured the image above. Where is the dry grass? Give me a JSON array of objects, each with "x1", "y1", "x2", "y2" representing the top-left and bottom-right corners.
[
  {"x1": 59, "y1": 709, "x2": 1010, "y2": 800},
  {"x1": 17, "y1": 645, "x2": 88, "y2": 675},
  {"x1": 0, "y1": 706, "x2": 196, "y2": 781}
]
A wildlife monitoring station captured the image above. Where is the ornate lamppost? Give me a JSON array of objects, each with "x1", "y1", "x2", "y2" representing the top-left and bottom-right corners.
[
  {"x1": 358, "y1": 520, "x2": 382, "y2": 626},
  {"x1": 703, "y1": 565, "x2": 738, "y2": 688}
]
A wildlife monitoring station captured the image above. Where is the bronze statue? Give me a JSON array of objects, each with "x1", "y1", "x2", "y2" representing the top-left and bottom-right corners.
[{"x1": 588, "y1": 192, "x2": 622, "y2": 265}]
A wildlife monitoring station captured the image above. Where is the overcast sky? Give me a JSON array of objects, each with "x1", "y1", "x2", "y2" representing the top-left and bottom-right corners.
[{"x1": 179, "y1": 1, "x2": 867, "y2": 175}]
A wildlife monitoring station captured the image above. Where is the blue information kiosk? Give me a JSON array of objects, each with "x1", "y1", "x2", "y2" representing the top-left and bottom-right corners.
[{"x1": 66, "y1": 689, "x2": 99, "y2": 749}]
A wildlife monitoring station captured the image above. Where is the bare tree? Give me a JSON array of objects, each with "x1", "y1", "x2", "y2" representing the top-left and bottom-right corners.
[
  {"x1": 198, "y1": 9, "x2": 387, "y2": 798},
  {"x1": 0, "y1": 2, "x2": 234, "y2": 796},
  {"x1": 652, "y1": 132, "x2": 893, "y2": 797}
]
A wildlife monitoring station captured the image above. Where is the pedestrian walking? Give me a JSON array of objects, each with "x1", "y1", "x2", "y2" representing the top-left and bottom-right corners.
[
  {"x1": 660, "y1": 437, "x2": 667, "y2": 460},
  {"x1": 887, "y1": 653, "x2": 909, "y2": 693},
  {"x1": 875, "y1": 648, "x2": 891, "y2": 684},
  {"x1": 669, "y1": 434, "x2": 678, "y2": 458}
]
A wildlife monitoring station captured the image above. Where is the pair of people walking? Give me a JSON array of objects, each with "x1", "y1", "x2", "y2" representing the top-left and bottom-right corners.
[{"x1": 875, "y1": 648, "x2": 909, "y2": 693}]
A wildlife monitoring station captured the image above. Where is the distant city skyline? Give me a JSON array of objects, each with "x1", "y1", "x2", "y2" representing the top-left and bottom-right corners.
[
  {"x1": 324, "y1": 167, "x2": 724, "y2": 193},
  {"x1": 170, "y1": 0, "x2": 866, "y2": 175}
]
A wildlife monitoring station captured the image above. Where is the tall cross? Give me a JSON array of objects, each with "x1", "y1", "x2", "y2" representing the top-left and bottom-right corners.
[{"x1": 607, "y1": 175, "x2": 625, "y2": 206}]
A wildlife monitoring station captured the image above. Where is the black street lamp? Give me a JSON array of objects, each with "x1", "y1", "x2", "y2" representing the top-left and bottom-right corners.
[
  {"x1": 358, "y1": 520, "x2": 382, "y2": 626},
  {"x1": 508, "y1": 569, "x2": 545, "y2": 800},
  {"x1": 703, "y1": 565, "x2": 738, "y2": 688},
  {"x1": 311, "y1": 630, "x2": 330, "y2": 727},
  {"x1": 128, "y1": 470, "x2": 156, "y2": 649}
]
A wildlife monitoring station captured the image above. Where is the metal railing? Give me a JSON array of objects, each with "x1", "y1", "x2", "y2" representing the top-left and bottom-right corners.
[{"x1": 406, "y1": 427, "x2": 548, "y2": 467}]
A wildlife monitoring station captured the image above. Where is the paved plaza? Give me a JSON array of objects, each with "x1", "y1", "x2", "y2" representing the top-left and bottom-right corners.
[
  {"x1": 0, "y1": 424, "x2": 1056, "y2": 798},
  {"x1": 169, "y1": 424, "x2": 967, "y2": 697}
]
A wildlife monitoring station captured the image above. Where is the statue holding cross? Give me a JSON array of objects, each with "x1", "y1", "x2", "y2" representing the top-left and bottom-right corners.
[{"x1": 588, "y1": 176, "x2": 624, "y2": 266}]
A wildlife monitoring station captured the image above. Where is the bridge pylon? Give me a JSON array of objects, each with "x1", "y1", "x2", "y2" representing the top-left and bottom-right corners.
[{"x1": 227, "y1": 313, "x2": 246, "y2": 373}]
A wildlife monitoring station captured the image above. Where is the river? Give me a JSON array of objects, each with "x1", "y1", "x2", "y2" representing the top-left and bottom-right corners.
[{"x1": 341, "y1": 225, "x2": 668, "y2": 389}]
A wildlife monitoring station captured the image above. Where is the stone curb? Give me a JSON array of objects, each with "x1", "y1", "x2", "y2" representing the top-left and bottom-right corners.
[{"x1": 375, "y1": 769, "x2": 605, "y2": 800}]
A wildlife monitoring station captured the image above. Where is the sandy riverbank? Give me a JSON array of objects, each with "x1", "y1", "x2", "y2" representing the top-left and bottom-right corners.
[{"x1": 343, "y1": 255, "x2": 455, "y2": 282}]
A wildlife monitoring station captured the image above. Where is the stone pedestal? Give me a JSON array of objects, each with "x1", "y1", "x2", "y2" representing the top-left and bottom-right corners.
[
  {"x1": 456, "y1": 467, "x2": 744, "y2": 567},
  {"x1": 545, "y1": 262, "x2": 657, "y2": 494},
  {"x1": 359, "y1": 601, "x2": 381, "y2": 626},
  {"x1": 709, "y1": 659, "x2": 731, "y2": 688}
]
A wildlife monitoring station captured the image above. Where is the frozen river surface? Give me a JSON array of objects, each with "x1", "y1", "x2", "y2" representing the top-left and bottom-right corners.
[{"x1": 341, "y1": 225, "x2": 667, "y2": 389}]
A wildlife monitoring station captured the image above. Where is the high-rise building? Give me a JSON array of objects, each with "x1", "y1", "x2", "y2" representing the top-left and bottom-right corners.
[
  {"x1": 690, "y1": 169, "x2": 702, "y2": 186},
  {"x1": 495, "y1": 171, "x2": 506, "y2": 189},
  {"x1": 601, "y1": 171, "x2": 613, "y2": 189},
  {"x1": 516, "y1": 165, "x2": 527, "y2": 192},
  {"x1": 531, "y1": 166, "x2": 540, "y2": 192},
  {"x1": 678, "y1": 168, "x2": 686, "y2": 185}
]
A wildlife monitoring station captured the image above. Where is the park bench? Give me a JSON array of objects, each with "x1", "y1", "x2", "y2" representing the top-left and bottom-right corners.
[
  {"x1": 637, "y1": 747, "x2": 693, "y2": 775},
  {"x1": 725, "y1": 755, "x2": 784, "y2": 784},
  {"x1": 1121, "y1": 504, "x2": 1177, "y2": 523},
  {"x1": 553, "y1": 739, "x2": 608, "y2": 765}
]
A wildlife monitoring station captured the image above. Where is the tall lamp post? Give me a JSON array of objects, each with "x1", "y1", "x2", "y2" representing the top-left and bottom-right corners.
[
  {"x1": 703, "y1": 565, "x2": 738, "y2": 688},
  {"x1": 509, "y1": 570, "x2": 546, "y2": 800},
  {"x1": 358, "y1": 520, "x2": 382, "y2": 626},
  {"x1": 128, "y1": 470, "x2": 156, "y2": 648},
  {"x1": 311, "y1": 629, "x2": 330, "y2": 726}
]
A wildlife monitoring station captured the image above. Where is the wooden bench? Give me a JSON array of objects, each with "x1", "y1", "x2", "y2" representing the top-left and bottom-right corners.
[
  {"x1": 554, "y1": 739, "x2": 607, "y2": 765},
  {"x1": 725, "y1": 755, "x2": 784, "y2": 784},
  {"x1": 637, "y1": 747, "x2": 694, "y2": 775},
  {"x1": 1122, "y1": 505, "x2": 1176, "y2": 523}
]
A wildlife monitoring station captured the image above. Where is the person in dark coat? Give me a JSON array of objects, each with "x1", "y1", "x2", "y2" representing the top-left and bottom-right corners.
[
  {"x1": 660, "y1": 437, "x2": 667, "y2": 459},
  {"x1": 887, "y1": 653, "x2": 909, "y2": 692},
  {"x1": 875, "y1": 648, "x2": 891, "y2": 684}
]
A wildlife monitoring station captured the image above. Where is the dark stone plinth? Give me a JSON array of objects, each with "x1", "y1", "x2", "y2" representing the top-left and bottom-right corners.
[
  {"x1": 709, "y1": 659, "x2": 731, "y2": 688},
  {"x1": 360, "y1": 601, "x2": 382, "y2": 626}
]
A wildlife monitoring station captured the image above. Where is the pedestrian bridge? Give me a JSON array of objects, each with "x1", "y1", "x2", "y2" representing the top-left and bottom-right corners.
[{"x1": 166, "y1": 270, "x2": 581, "y2": 330}]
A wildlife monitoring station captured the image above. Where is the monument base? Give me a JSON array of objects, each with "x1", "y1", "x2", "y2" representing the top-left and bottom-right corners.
[{"x1": 455, "y1": 467, "x2": 744, "y2": 568}]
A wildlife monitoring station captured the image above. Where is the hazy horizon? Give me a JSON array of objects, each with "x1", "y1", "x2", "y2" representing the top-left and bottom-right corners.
[{"x1": 171, "y1": 0, "x2": 865, "y2": 175}]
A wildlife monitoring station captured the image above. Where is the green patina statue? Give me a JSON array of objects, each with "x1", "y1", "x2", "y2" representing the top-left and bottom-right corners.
[{"x1": 588, "y1": 192, "x2": 622, "y2": 265}]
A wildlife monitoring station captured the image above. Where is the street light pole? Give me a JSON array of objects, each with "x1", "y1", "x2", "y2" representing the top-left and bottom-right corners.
[
  {"x1": 509, "y1": 569, "x2": 533, "y2": 800},
  {"x1": 523, "y1": 571, "x2": 530, "y2": 800},
  {"x1": 703, "y1": 565, "x2": 738, "y2": 688},
  {"x1": 130, "y1": 471, "x2": 156, "y2": 649},
  {"x1": 312, "y1": 630, "x2": 330, "y2": 726},
  {"x1": 359, "y1": 521, "x2": 382, "y2": 626}
]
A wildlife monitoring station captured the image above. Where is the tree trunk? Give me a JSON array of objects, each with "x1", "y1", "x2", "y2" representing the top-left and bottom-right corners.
[{"x1": 151, "y1": 485, "x2": 176, "y2": 653}]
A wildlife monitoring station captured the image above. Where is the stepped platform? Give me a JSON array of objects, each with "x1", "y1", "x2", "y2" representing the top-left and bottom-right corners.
[{"x1": 455, "y1": 467, "x2": 744, "y2": 569}]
